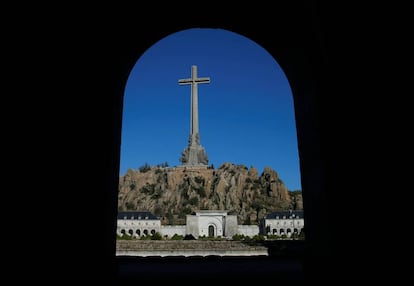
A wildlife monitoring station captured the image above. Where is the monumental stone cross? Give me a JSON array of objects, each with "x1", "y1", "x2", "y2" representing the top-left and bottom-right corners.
[{"x1": 178, "y1": 65, "x2": 210, "y2": 166}]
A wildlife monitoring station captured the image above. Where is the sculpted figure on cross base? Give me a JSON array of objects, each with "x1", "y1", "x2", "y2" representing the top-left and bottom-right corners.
[
  {"x1": 197, "y1": 149, "x2": 208, "y2": 165},
  {"x1": 179, "y1": 149, "x2": 189, "y2": 164}
]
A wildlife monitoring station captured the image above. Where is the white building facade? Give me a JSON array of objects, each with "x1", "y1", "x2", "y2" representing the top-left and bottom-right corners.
[
  {"x1": 117, "y1": 211, "x2": 161, "y2": 238},
  {"x1": 117, "y1": 210, "x2": 305, "y2": 239},
  {"x1": 261, "y1": 210, "x2": 304, "y2": 237},
  {"x1": 186, "y1": 210, "x2": 238, "y2": 239}
]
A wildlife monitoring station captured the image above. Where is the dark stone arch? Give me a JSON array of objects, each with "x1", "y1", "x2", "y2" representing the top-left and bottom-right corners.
[
  {"x1": 114, "y1": 24, "x2": 327, "y2": 249},
  {"x1": 57, "y1": 4, "x2": 335, "y2": 284}
]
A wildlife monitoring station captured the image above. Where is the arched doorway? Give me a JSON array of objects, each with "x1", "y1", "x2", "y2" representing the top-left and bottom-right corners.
[{"x1": 208, "y1": 225, "x2": 215, "y2": 237}]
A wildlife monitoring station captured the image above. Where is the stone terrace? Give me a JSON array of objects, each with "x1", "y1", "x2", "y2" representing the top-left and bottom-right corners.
[{"x1": 116, "y1": 240, "x2": 269, "y2": 257}]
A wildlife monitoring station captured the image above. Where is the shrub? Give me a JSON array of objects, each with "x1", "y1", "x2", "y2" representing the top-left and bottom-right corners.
[
  {"x1": 188, "y1": 196, "x2": 199, "y2": 205},
  {"x1": 171, "y1": 234, "x2": 184, "y2": 240},
  {"x1": 139, "y1": 163, "x2": 151, "y2": 173},
  {"x1": 151, "y1": 232, "x2": 163, "y2": 240}
]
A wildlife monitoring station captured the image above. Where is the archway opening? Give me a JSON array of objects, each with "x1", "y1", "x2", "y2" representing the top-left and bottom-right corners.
[
  {"x1": 117, "y1": 28, "x2": 304, "y2": 245},
  {"x1": 208, "y1": 225, "x2": 215, "y2": 237}
]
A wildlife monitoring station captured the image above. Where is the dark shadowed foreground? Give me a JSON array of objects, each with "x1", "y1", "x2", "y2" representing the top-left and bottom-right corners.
[{"x1": 117, "y1": 240, "x2": 306, "y2": 284}]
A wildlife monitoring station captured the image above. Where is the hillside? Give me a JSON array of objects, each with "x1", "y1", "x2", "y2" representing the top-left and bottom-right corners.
[{"x1": 118, "y1": 162, "x2": 303, "y2": 225}]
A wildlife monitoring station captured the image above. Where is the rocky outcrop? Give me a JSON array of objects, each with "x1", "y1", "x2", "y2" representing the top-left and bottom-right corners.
[{"x1": 118, "y1": 162, "x2": 302, "y2": 225}]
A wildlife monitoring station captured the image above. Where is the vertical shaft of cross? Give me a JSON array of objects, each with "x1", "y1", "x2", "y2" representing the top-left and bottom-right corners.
[
  {"x1": 178, "y1": 65, "x2": 210, "y2": 147},
  {"x1": 191, "y1": 65, "x2": 199, "y2": 141}
]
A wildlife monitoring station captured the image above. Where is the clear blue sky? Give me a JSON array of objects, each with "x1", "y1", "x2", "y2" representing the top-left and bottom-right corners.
[{"x1": 120, "y1": 28, "x2": 302, "y2": 191}]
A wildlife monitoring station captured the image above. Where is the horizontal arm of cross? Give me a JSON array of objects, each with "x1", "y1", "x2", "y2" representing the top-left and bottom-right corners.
[
  {"x1": 178, "y1": 77, "x2": 211, "y2": 85},
  {"x1": 178, "y1": 79, "x2": 192, "y2": 85},
  {"x1": 196, "y1": 77, "x2": 211, "y2": 83}
]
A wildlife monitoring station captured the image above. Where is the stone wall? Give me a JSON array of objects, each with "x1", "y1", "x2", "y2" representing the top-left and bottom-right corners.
[
  {"x1": 238, "y1": 225, "x2": 260, "y2": 237},
  {"x1": 160, "y1": 225, "x2": 186, "y2": 238},
  {"x1": 116, "y1": 240, "x2": 269, "y2": 257}
]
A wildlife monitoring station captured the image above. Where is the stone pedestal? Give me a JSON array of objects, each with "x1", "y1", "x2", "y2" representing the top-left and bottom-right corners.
[{"x1": 180, "y1": 143, "x2": 208, "y2": 166}]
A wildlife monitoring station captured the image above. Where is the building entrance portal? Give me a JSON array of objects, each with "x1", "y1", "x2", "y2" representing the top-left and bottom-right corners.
[{"x1": 208, "y1": 225, "x2": 215, "y2": 237}]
